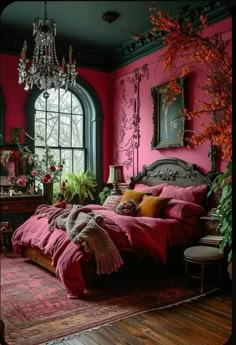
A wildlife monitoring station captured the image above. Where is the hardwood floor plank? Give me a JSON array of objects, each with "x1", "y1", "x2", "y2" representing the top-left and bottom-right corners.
[{"x1": 48, "y1": 289, "x2": 231, "y2": 345}]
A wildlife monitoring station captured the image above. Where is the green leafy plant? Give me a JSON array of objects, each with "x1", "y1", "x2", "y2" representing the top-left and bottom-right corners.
[
  {"x1": 63, "y1": 170, "x2": 97, "y2": 205},
  {"x1": 98, "y1": 186, "x2": 111, "y2": 205},
  {"x1": 208, "y1": 161, "x2": 232, "y2": 262}
]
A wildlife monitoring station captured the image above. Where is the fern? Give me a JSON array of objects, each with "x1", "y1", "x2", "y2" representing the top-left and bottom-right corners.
[{"x1": 64, "y1": 170, "x2": 96, "y2": 205}]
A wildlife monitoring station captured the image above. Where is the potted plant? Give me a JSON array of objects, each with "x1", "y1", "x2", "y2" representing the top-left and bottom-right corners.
[
  {"x1": 208, "y1": 161, "x2": 232, "y2": 263},
  {"x1": 62, "y1": 170, "x2": 97, "y2": 205},
  {"x1": 98, "y1": 186, "x2": 111, "y2": 205}
]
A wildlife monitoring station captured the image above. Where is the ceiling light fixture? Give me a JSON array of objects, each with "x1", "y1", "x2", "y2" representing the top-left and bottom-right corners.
[
  {"x1": 18, "y1": 0, "x2": 78, "y2": 96},
  {"x1": 102, "y1": 11, "x2": 120, "y2": 24}
]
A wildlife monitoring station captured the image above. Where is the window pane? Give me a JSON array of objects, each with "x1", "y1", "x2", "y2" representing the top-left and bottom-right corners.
[
  {"x1": 46, "y1": 89, "x2": 59, "y2": 112},
  {"x1": 72, "y1": 93, "x2": 83, "y2": 114},
  {"x1": 35, "y1": 94, "x2": 46, "y2": 111},
  {"x1": 35, "y1": 110, "x2": 46, "y2": 144},
  {"x1": 60, "y1": 89, "x2": 71, "y2": 113},
  {"x1": 60, "y1": 114, "x2": 71, "y2": 147},
  {"x1": 47, "y1": 112, "x2": 58, "y2": 146},
  {"x1": 34, "y1": 87, "x2": 87, "y2": 176},
  {"x1": 72, "y1": 115, "x2": 83, "y2": 147},
  {"x1": 61, "y1": 149, "x2": 72, "y2": 174},
  {"x1": 74, "y1": 150, "x2": 85, "y2": 173}
]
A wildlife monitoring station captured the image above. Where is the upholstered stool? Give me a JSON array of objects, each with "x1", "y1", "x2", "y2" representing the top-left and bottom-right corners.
[{"x1": 184, "y1": 246, "x2": 225, "y2": 293}]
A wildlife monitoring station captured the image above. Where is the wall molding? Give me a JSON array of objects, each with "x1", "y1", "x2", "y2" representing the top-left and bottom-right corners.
[{"x1": 0, "y1": 1, "x2": 230, "y2": 72}]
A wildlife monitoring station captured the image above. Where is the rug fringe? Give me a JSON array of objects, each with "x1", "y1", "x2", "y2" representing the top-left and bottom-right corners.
[{"x1": 43, "y1": 288, "x2": 219, "y2": 344}]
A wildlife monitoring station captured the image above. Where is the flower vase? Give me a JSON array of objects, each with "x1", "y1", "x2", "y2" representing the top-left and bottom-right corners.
[{"x1": 43, "y1": 182, "x2": 54, "y2": 205}]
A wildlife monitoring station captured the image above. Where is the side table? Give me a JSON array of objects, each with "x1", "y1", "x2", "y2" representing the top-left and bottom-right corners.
[{"x1": 198, "y1": 216, "x2": 222, "y2": 247}]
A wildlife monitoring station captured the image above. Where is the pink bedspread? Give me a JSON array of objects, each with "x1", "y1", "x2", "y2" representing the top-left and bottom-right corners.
[{"x1": 12, "y1": 204, "x2": 200, "y2": 298}]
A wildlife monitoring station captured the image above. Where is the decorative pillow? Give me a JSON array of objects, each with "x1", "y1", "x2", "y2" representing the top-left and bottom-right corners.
[
  {"x1": 121, "y1": 190, "x2": 145, "y2": 203},
  {"x1": 136, "y1": 196, "x2": 172, "y2": 218},
  {"x1": 163, "y1": 199, "x2": 206, "y2": 220},
  {"x1": 134, "y1": 183, "x2": 167, "y2": 196},
  {"x1": 115, "y1": 200, "x2": 137, "y2": 216},
  {"x1": 103, "y1": 195, "x2": 122, "y2": 211},
  {"x1": 159, "y1": 184, "x2": 208, "y2": 205}
]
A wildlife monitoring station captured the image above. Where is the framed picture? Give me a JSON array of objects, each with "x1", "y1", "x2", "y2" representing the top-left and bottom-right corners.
[{"x1": 151, "y1": 78, "x2": 186, "y2": 149}]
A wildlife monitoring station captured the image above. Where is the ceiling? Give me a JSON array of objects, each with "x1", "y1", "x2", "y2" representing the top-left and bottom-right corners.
[{"x1": 0, "y1": 1, "x2": 232, "y2": 71}]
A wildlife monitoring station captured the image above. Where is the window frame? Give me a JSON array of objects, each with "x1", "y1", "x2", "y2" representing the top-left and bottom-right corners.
[{"x1": 25, "y1": 76, "x2": 103, "y2": 192}]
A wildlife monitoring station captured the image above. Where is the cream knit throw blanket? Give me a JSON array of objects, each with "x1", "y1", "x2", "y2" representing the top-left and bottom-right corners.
[{"x1": 38, "y1": 205, "x2": 124, "y2": 275}]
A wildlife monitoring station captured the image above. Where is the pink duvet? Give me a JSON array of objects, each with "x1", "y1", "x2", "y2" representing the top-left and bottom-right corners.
[{"x1": 12, "y1": 204, "x2": 201, "y2": 298}]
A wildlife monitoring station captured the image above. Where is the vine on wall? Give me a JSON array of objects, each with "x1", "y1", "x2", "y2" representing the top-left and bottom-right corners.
[{"x1": 113, "y1": 64, "x2": 149, "y2": 178}]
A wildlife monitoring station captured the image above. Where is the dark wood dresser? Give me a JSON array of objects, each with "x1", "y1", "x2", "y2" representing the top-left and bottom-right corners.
[{"x1": 0, "y1": 194, "x2": 43, "y2": 228}]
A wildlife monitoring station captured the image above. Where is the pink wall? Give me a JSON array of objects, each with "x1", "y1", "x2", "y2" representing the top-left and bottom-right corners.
[
  {"x1": 110, "y1": 17, "x2": 232, "y2": 181},
  {"x1": 0, "y1": 17, "x2": 231, "y2": 183},
  {"x1": 0, "y1": 55, "x2": 112, "y2": 180}
]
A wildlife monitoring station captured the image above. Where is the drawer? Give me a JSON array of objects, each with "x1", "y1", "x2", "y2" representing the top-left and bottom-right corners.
[{"x1": 0, "y1": 196, "x2": 43, "y2": 214}]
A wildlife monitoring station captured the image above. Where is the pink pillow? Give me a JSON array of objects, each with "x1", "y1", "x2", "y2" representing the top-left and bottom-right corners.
[
  {"x1": 103, "y1": 195, "x2": 122, "y2": 211},
  {"x1": 134, "y1": 183, "x2": 167, "y2": 196},
  {"x1": 164, "y1": 199, "x2": 206, "y2": 220},
  {"x1": 159, "y1": 184, "x2": 208, "y2": 205}
]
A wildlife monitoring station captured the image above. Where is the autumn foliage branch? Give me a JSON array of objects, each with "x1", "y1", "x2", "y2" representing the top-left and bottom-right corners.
[{"x1": 149, "y1": 7, "x2": 232, "y2": 160}]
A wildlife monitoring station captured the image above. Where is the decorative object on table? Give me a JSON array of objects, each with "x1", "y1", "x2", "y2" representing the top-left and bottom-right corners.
[
  {"x1": 107, "y1": 165, "x2": 125, "y2": 195},
  {"x1": 151, "y1": 78, "x2": 186, "y2": 149},
  {"x1": 15, "y1": 134, "x2": 65, "y2": 201},
  {"x1": 17, "y1": 0, "x2": 77, "y2": 94},
  {"x1": 62, "y1": 170, "x2": 97, "y2": 205}
]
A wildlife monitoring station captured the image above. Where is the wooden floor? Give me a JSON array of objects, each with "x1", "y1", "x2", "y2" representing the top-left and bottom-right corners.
[{"x1": 45, "y1": 288, "x2": 232, "y2": 345}]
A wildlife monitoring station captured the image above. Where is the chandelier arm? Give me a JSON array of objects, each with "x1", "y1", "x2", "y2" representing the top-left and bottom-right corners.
[{"x1": 18, "y1": 1, "x2": 78, "y2": 92}]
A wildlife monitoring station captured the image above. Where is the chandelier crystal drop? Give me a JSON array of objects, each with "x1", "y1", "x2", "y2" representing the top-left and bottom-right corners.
[{"x1": 17, "y1": 1, "x2": 78, "y2": 93}]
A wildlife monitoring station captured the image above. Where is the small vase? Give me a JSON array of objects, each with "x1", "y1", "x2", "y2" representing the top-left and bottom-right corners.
[{"x1": 43, "y1": 182, "x2": 54, "y2": 205}]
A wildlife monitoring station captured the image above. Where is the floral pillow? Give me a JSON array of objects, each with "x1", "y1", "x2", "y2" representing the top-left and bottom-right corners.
[
  {"x1": 115, "y1": 200, "x2": 138, "y2": 216},
  {"x1": 103, "y1": 195, "x2": 122, "y2": 211}
]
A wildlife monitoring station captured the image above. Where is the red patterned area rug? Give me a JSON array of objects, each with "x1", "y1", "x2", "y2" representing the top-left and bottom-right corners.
[{"x1": 1, "y1": 255, "x2": 216, "y2": 345}]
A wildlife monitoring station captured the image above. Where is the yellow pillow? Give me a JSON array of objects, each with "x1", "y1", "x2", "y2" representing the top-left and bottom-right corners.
[
  {"x1": 121, "y1": 190, "x2": 145, "y2": 203},
  {"x1": 136, "y1": 196, "x2": 171, "y2": 218}
]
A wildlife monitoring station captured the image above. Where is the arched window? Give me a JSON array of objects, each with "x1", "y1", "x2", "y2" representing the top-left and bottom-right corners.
[{"x1": 25, "y1": 76, "x2": 103, "y2": 190}]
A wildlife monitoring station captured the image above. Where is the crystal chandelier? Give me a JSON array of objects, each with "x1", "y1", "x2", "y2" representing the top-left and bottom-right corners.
[{"x1": 18, "y1": 1, "x2": 78, "y2": 95}]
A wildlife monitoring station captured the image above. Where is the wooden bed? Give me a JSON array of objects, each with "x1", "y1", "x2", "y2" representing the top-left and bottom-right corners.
[
  {"x1": 11, "y1": 158, "x2": 218, "y2": 296},
  {"x1": 20, "y1": 157, "x2": 212, "y2": 278}
]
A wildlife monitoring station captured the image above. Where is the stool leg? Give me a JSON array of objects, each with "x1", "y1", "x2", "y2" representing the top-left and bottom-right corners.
[
  {"x1": 185, "y1": 261, "x2": 188, "y2": 276},
  {"x1": 200, "y1": 264, "x2": 205, "y2": 294},
  {"x1": 218, "y1": 262, "x2": 222, "y2": 287}
]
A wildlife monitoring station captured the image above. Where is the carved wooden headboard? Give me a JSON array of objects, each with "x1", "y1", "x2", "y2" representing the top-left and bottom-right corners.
[{"x1": 129, "y1": 157, "x2": 211, "y2": 189}]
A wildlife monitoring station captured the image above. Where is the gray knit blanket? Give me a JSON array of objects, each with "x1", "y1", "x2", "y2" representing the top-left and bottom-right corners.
[{"x1": 35, "y1": 205, "x2": 124, "y2": 275}]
